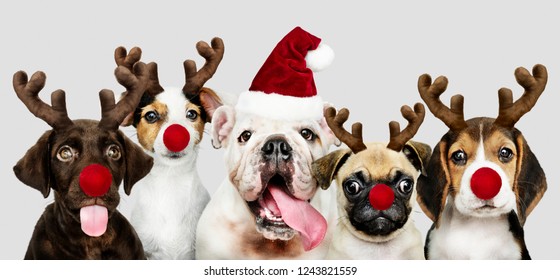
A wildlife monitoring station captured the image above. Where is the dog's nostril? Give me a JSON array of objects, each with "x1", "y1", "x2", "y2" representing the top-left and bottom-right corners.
[
  {"x1": 262, "y1": 141, "x2": 275, "y2": 155},
  {"x1": 471, "y1": 167, "x2": 502, "y2": 200},
  {"x1": 279, "y1": 141, "x2": 292, "y2": 154},
  {"x1": 79, "y1": 164, "x2": 112, "y2": 197}
]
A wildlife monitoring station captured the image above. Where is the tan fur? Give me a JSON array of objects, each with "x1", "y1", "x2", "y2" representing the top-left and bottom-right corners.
[
  {"x1": 137, "y1": 101, "x2": 167, "y2": 151},
  {"x1": 185, "y1": 103, "x2": 205, "y2": 144},
  {"x1": 484, "y1": 130, "x2": 517, "y2": 186},
  {"x1": 447, "y1": 131, "x2": 480, "y2": 197}
]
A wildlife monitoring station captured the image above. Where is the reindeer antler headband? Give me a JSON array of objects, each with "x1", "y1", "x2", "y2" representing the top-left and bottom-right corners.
[
  {"x1": 115, "y1": 37, "x2": 224, "y2": 99},
  {"x1": 419, "y1": 64, "x2": 547, "y2": 131},
  {"x1": 324, "y1": 104, "x2": 425, "y2": 154},
  {"x1": 14, "y1": 63, "x2": 149, "y2": 131}
]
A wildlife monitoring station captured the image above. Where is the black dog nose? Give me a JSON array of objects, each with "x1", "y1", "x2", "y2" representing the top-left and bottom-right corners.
[{"x1": 262, "y1": 138, "x2": 292, "y2": 161}]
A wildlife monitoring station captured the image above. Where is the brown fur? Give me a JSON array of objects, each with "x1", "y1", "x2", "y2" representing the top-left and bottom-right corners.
[
  {"x1": 186, "y1": 102, "x2": 205, "y2": 144},
  {"x1": 137, "y1": 101, "x2": 167, "y2": 151},
  {"x1": 15, "y1": 120, "x2": 153, "y2": 259}
]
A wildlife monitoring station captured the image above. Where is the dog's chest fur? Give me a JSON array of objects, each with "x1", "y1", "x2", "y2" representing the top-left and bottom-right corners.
[
  {"x1": 327, "y1": 219, "x2": 424, "y2": 259},
  {"x1": 427, "y1": 200, "x2": 521, "y2": 259},
  {"x1": 130, "y1": 162, "x2": 210, "y2": 259}
]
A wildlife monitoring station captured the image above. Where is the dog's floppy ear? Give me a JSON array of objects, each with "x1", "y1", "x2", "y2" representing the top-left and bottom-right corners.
[
  {"x1": 416, "y1": 138, "x2": 450, "y2": 225},
  {"x1": 211, "y1": 105, "x2": 235, "y2": 149},
  {"x1": 120, "y1": 131, "x2": 154, "y2": 195},
  {"x1": 403, "y1": 141, "x2": 432, "y2": 175},
  {"x1": 13, "y1": 131, "x2": 53, "y2": 198},
  {"x1": 199, "y1": 87, "x2": 224, "y2": 123},
  {"x1": 312, "y1": 149, "x2": 352, "y2": 190},
  {"x1": 513, "y1": 131, "x2": 546, "y2": 226}
]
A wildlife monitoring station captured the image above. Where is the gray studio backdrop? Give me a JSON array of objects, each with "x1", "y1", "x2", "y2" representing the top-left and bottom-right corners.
[{"x1": 1, "y1": 0, "x2": 557, "y2": 259}]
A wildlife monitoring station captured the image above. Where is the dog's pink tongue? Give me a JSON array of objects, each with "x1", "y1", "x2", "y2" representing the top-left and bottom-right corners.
[
  {"x1": 80, "y1": 205, "x2": 108, "y2": 237},
  {"x1": 267, "y1": 185, "x2": 327, "y2": 251}
]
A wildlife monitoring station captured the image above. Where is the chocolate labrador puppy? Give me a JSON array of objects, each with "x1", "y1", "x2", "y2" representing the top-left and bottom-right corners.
[{"x1": 13, "y1": 62, "x2": 153, "y2": 259}]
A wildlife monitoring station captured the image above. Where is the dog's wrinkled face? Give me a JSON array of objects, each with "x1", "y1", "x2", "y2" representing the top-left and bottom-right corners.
[
  {"x1": 337, "y1": 144, "x2": 418, "y2": 240},
  {"x1": 14, "y1": 119, "x2": 152, "y2": 237},
  {"x1": 130, "y1": 87, "x2": 221, "y2": 166},
  {"x1": 212, "y1": 105, "x2": 338, "y2": 243},
  {"x1": 313, "y1": 142, "x2": 429, "y2": 242},
  {"x1": 445, "y1": 118, "x2": 517, "y2": 217}
]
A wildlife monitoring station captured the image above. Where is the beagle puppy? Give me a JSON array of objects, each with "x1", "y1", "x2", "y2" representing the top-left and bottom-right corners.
[
  {"x1": 417, "y1": 64, "x2": 548, "y2": 260},
  {"x1": 313, "y1": 104, "x2": 431, "y2": 259}
]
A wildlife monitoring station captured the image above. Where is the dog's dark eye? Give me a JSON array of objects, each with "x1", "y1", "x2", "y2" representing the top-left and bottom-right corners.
[
  {"x1": 498, "y1": 147, "x2": 514, "y2": 163},
  {"x1": 398, "y1": 179, "x2": 414, "y2": 194},
  {"x1": 106, "y1": 145, "x2": 121, "y2": 160},
  {"x1": 343, "y1": 180, "x2": 362, "y2": 196},
  {"x1": 186, "y1": 110, "x2": 198, "y2": 120},
  {"x1": 451, "y1": 150, "x2": 467, "y2": 165},
  {"x1": 300, "y1": 128, "x2": 315, "y2": 141},
  {"x1": 144, "y1": 111, "x2": 160, "y2": 124},
  {"x1": 57, "y1": 145, "x2": 75, "y2": 162},
  {"x1": 238, "y1": 130, "x2": 252, "y2": 143}
]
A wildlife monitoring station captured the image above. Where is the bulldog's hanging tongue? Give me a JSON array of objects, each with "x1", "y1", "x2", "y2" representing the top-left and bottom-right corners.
[
  {"x1": 80, "y1": 205, "x2": 108, "y2": 237},
  {"x1": 266, "y1": 184, "x2": 327, "y2": 251}
]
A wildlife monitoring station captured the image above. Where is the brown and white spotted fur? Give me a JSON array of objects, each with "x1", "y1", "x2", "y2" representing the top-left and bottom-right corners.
[
  {"x1": 127, "y1": 87, "x2": 222, "y2": 260},
  {"x1": 417, "y1": 65, "x2": 548, "y2": 260}
]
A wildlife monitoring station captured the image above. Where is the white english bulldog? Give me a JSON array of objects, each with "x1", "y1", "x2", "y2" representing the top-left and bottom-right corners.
[
  {"x1": 195, "y1": 103, "x2": 339, "y2": 259},
  {"x1": 195, "y1": 26, "x2": 338, "y2": 259}
]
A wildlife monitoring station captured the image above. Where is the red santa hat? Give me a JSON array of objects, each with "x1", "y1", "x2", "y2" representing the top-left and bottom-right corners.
[{"x1": 236, "y1": 26, "x2": 334, "y2": 121}]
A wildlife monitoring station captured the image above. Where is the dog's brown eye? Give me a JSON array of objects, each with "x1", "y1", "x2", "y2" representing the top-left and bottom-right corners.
[
  {"x1": 343, "y1": 180, "x2": 362, "y2": 196},
  {"x1": 106, "y1": 145, "x2": 121, "y2": 160},
  {"x1": 144, "y1": 111, "x2": 159, "y2": 124},
  {"x1": 238, "y1": 130, "x2": 252, "y2": 143},
  {"x1": 57, "y1": 145, "x2": 75, "y2": 162},
  {"x1": 398, "y1": 179, "x2": 413, "y2": 194},
  {"x1": 186, "y1": 110, "x2": 198, "y2": 120},
  {"x1": 300, "y1": 128, "x2": 315, "y2": 141},
  {"x1": 498, "y1": 147, "x2": 514, "y2": 163},
  {"x1": 451, "y1": 150, "x2": 467, "y2": 165}
]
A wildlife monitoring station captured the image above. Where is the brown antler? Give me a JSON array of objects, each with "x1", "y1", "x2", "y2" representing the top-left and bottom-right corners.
[
  {"x1": 115, "y1": 46, "x2": 164, "y2": 96},
  {"x1": 99, "y1": 62, "x2": 149, "y2": 130},
  {"x1": 494, "y1": 64, "x2": 547, "y2": 128},
  {"x1": 13, "y1": 71, "x2": 74, "y2": 130},
  {"x1": 182, "y1": 37, "x2": 225, "y2": 95},
  {"x1": 418, "y1": 74, "x2": 467, "y2": 132},
  {"x1": 324, "y1": 107, "x2": 367, "y2": 154},
  {"x1": 387, "y1": 103, "x2": 425, "y2": 151}
]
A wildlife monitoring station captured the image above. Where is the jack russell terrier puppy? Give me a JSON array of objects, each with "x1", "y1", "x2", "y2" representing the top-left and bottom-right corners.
[
  {"x1": 196, "y1": 27, "x2": 340, "y2": 259},
  {"x1": 115, "y1": 39, "x2": 224, "y2": 259},
  {"x1": 417, "y1": 64, "x2": 548, "y2": 260},
  {"x1": 313, "y1": 104, "x2": 431, "y2": 259}
]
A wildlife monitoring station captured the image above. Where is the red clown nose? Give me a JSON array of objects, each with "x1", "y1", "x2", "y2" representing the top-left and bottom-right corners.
[
  {"x1": 470, "y1": 167, "x2": 502, "y2": 200},
  {"x1": 79, "y1": 164, "x2": 112, "y2": 197},
  {"x1": 368, "y1": 184, "x2": 395, "y2": 211},
  {"x1": 163, "y1": 124, "x2": 190, "y2": 152}
]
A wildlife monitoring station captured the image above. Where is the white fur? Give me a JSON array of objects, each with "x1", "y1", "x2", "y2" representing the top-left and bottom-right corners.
[
  {"x1": 305, "y1": 43, "x2": 334, "y2": 72},
  {"x1": 427, "y1": 138, "x2": 521, "y2": 259},
  {"x1": 326, "y1": 218, "x2": 424, "y2": 260},
  {"x1": 454, "y1": 139, "x2": 516, "y2": 217},
  {"x1": 427, "y1": 199, "x2": 521, "y2": 259},
  {"x1": 196, "y1": 108, "x2": 338, "y2": 259},
  {"x1": 129, "y1": 88, "x2": 210, "y2": 259},
  {"x1": 236, "y1": 91, "x2": 323, "y2": 121}
]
